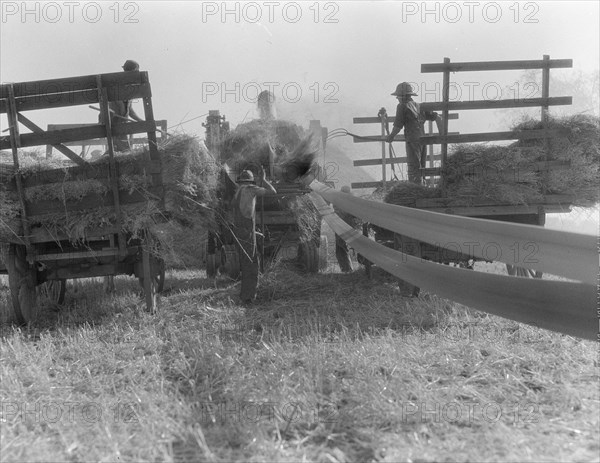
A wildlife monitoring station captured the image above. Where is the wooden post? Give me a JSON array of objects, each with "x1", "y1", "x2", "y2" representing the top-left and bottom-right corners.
[
  {"x1": 141, "y1": 72, "x2": 159, "y2": 160},
  {"x1": 6, "y1": 84, "x2": 32, "y2": 256},
  {"x1": 427, "y1": 120, "x2": 433, "y2": 167},
  {"x1": 541, "y1": 54, "x2": 550, "y2": 194},
  {"x1": 140, "y1": 72, "x2": 162, "y2": 204},
  {"x1": 380, "y1": 110, "x2": 387, "y2": 190},
  {"x1": 440, "y1": 57, "x2": 451, "y2": 195},
  {"x1": 159, "y1": 120, "x2": 167, "y2": 143},
  {"x1": 96, "y1": 75, "x2": 126, "y2": 256}
]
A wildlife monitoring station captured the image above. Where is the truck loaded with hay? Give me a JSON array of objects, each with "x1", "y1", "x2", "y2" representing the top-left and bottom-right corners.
[
  {"x1": 202, "y1": 104, "x2": 328, "y2": 279},
  {"x1": 0, "y1": 70, "x2": 216, "y2": 322},
  {"x1": 352, "y1": 57, "x2": 599, "y2": 291}
]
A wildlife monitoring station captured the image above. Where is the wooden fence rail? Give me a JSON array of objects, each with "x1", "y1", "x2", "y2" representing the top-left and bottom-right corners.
[{"x1": 352, "y1": 56, "x2": 573, "y2": 189}]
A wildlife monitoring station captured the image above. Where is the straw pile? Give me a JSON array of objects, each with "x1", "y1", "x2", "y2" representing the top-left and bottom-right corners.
[
  {"x1": 219, "y1": 119, "x2": 319, "y2": 181},
  {"x1": 0, "y1": 135, "x2": 219, "y2": 260},
  {"x1": 383, "y1": 114, "x2": 599, "y2": 208},
  {"x1": 382, "y1": 182, "x2": 441, "y2": 208},
  {"x1": 219, "y1": 118, "x2": 322, "y2": 243}
]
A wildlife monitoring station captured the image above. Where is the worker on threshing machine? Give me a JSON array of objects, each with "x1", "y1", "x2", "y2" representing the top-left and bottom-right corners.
[
  {"x1": 386, "y1": 82, "x2": 442, "y2": 184},
  {"x1": 257, "y1": 90, "x2": 277, "y2": 120},
  {"x1": 232, "y1": 168, "x2": 276, "y2": 304},
  {"x1": 99, "y1": 59, "x2": 144, "y2": 152}
]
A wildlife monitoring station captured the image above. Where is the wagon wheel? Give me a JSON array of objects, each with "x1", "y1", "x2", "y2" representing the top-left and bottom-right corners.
[
  {"x1": 138, "y1": 247, "x2": 160, "y2": 314},
  {"x1": 318, "y1": 235, "x2": 329, "y2": 271},
  {"x1": 6, "y1": 244, "x2": 38, "y2": 324},
  {"x1": 37, "y1": 279, "x2": 66, "y2": 306}
]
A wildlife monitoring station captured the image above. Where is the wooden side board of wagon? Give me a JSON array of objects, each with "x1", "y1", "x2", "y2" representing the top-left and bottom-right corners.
[
  {"x1": 0, "y1": 70, "x2": 168, "y2": 323},
  {"x1": 350, "y1": 56, "x2": 598, "y2": 294}
]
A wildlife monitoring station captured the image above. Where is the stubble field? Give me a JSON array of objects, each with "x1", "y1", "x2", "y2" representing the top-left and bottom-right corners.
[{"x1": 0, "y1": 253, "x2": 598, "y2": 463}]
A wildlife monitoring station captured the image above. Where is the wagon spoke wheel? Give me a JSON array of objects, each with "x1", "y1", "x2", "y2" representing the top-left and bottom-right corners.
[
  {"x1": 6, "y1": 244, "x2": 38, "y2": 324},
  {"x1": 139, "y1": 247, "x2": 158, "y2": 314},
  {"x1": 37, "y1": 279, "x2": 66, "y2": 307}
]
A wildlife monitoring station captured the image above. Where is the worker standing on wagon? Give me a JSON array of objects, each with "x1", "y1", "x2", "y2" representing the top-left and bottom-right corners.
[
  {"x1": 232, "y1": 167, "x2": 276, "y2": 304},
  {"x1": 386, "y1": 82, "x2": 442, "y2": 184},
  {"x1": 99, "y1": 59, "x2": 144, "y2": 152}
]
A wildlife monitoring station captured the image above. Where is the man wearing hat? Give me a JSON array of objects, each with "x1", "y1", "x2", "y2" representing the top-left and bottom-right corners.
[
  {"x1": 231, "y1": 167, "x2": 276, "y2": 303},
  {"x1": 386, "y1": 82, "x2": 442, "y2": 184},
  {"x1": 99, "y1": 60, "x2": 144, "y2": 151}
]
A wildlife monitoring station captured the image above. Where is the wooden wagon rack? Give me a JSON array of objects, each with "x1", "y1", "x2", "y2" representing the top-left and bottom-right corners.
[
  {"x1": 0, "y1": 70, "x2": 165, "y2": 322},
  {"x1": 350, "y1": 56, "x2": 578, "y2": 283}
]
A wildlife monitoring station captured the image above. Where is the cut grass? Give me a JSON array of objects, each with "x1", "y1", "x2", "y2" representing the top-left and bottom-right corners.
[{"x1": 0, "y1": 263, "x2": 598, "y2": 462}]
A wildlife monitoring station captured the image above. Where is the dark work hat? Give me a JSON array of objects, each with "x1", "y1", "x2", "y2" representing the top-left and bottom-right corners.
[
  {"x1": 237, "y1": 170, "x2": 255, "y2": 183},
  {"x1": 122, "y1": 60, "x2": 140, "y2": 71},
  {"x1": 391, "y1": 82, "x2": 417, "y2": 96}
]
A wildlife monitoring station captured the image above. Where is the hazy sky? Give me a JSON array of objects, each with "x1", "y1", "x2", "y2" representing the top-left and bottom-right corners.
[
  {"x1": 1, "y1": 1, "x2": 599, "y2": 232},
  {"x1": 2, "y1": 1, "x2": 598, "y2": 132}
]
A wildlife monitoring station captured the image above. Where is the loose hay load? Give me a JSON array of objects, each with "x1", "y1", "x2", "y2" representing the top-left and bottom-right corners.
[
  {"x1": 0, "y1": 135, "x2": 219, "y2": 263},
  {"x1": 383, "y1": 114, "x2": 600, "y2": 208},
  {"x1": 218, "y1": 118, "x2": 322, "y2": 243},
  {"x1": 219, "y1": 118, "x2": 319, "y2": 183}
]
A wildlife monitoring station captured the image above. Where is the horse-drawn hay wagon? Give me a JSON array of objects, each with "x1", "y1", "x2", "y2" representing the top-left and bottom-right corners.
[{"x1": 0, "y1": 70, "x2": 170, "y2": 323}]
